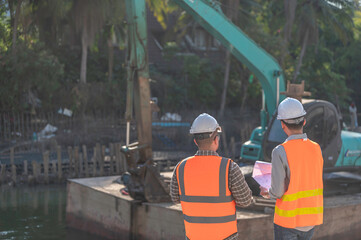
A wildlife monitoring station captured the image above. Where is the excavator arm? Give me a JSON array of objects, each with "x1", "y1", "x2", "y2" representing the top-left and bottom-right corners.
[
  {"x1": 173, "y1": 0, "x2": 285, "y2": 117},
  {"x1": 171, "y1": 0, "x2": 286, "y2": 160}
]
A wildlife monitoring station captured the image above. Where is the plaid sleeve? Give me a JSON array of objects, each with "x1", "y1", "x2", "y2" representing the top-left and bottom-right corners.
[
  {"x1": 170, "y1": 163, "x2": 180, "y2": 203},
  {"x1": 228, "y1": 161, "x2": 253, "y2": 207}
]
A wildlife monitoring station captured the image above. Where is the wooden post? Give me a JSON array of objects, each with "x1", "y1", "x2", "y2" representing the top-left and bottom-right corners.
[
  {"x1": 43, "y1": 151, "x2": 49, "y2": 184},
  {"x1": 10, "y1": 147, "x2": 14, "y2": 165},
  {"x1": 57, "y1": 146, "x2": 62, "y2": 181},
  {"x1": 166, "y1": 160, "x2": 171, "y2": 171},
  {"x1": 221, "y1": 129, "x2": 229, "y2": 157},
  {"x1": 32, "y1": 161, "x2": 39, "y2": 182},
  {"x1": 92, "y1": 146, "x2": 97, "y2": 177},
  {"x1": 10, "y1": 148, "x2": 16, "y2": 183},
  {"x1": 101, "y1": 145, "x2": 105, "y2": 176},
  {"x1": 109, "y1": 143, "x2": 114, "y2": 175},
  {"x1": 121, "y1": 152, "x2": 127, "y2": 173},
  {"x1": 74, "y1": 146, "x2": 79, "y2": 177},
  {"x1": 115, "y1": 143, "x2": 121, "y2": 174},
  {"x1": 0, "y1": 164, "x2": 5, "y2": 185},
  {"x1": 11, "y1": 164, "x2": 16, "y2": 184},
  {"x1": 83, "y1": 145, "x2": 89, "y2": 178},
  {"x1": 44, "y1": 188, "x2": 49, "y2": 215},
  {"x1": 95, "y1": 143, "x2": 102, "y2": 176},
  {"x1": 23, "y1": 160, "x2": 28, "y2": 175},
  {"x1": 230, "y1": 137, "x2": 235, "y2": 160},
  {"x1": 79, "y1": 153, "x2": 83, "y2": 177},
  {"x1": 52, "y1": 160, "x2": 57, "y2": 177},
  {"x1": 68, "y1": 146, "x2": 73, "y2": 177}
]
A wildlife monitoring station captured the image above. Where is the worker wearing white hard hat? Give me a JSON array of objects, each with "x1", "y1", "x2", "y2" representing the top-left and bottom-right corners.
[
  {"x1": 170, "y1": 113, "x2": 253, "y2": 240},
  {"x1": 261, "y1": 97, "x2": 324, "y2": 240}
]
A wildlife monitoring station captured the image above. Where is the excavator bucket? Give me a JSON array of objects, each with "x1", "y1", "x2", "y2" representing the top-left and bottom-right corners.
[{"x1": 121, "y1": 143, "x2": 171, "y2": 202}]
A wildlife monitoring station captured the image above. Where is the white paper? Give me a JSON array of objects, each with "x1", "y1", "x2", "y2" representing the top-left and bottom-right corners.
[{"x1": 252, "y1": 161, "x2": 272, "y2": 190}]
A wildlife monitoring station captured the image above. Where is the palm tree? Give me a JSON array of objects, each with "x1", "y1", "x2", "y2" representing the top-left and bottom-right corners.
[
  {"x1": 71, "y1": 0, "x2": 112, "y2": 84},
  {"x1": 287, "y1": 0, "x2": 354, "y2": 82}
]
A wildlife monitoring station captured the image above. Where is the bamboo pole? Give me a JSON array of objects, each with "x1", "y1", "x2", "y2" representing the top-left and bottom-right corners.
[
  {"x1": 83, "y1": 145, "x2": 89, "y2": 178},
  {"x1": 43, "y1": 151, "x2": 49, "y2": 184},
  {"x1": 57, "y1": 146, "x2": 62, "y2": 181}
]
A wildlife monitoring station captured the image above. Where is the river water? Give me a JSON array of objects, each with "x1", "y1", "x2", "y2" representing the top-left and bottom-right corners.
[{"x1": 0, "y1": 185, "x2": 99, "y2": 240}]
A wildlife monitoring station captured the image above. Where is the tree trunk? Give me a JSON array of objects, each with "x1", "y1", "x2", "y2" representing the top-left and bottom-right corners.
[
  {"x1": 12, "y1": 0, "x2": 23, "y2": 55},
  {"x1": 219, "y1": 0, "x2": 239, "y2": 118},
  {"x1": 80, "y1": 28, "x2": 88, "y2": 84},
  {"x1": 219, "y1": 50, "x2": 231, "y2": 118},
  {"x1": 107, "y1": 36, "x2": 114, "y2": 82},
  {"x1": 281, "y1": 0, "x2": 297, "y2": 68},
  {"x1": 293, "y1": 28, "x2": 309, "y2": 82}
]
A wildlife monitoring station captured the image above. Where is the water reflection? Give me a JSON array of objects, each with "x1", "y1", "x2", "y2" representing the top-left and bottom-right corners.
[{"x1": 0, "y1": 185, "x2": 99, "y2": 240}]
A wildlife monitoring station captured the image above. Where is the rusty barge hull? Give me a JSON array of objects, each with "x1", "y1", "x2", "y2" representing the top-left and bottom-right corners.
[{"x1": 66, "y1": 176, "x2": 361, "y2": 240}]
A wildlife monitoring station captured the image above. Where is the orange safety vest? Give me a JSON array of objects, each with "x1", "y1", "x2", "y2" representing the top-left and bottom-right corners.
[
  {"x1": 176, "y1": 156, "x2": 237, "y2": 240},
  {"x1": 274, "y1": 138, "x2": 324, "y2": 228}
]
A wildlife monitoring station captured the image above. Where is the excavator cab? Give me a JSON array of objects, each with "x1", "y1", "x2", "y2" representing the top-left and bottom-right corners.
[{"x1": 262, "y1": 91, "x2": 342, "y2": 169}]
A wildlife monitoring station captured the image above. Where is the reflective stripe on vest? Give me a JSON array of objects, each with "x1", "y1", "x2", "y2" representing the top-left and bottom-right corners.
[
  {"x1": 177, "y1": 156, "x2": 237, "y2": 239},
  {"x1": 274, "y1": 139, "x2": 324, "y2": 228}
]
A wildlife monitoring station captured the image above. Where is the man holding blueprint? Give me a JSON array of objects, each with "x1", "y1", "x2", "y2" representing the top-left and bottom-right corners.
[{"x1": 260, "y1": 98, "x2": 324, "y2": 240}]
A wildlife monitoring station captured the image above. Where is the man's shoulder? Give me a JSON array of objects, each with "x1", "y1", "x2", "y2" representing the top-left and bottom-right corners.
[{"x1": 272, "y1": 144, "x2": 285, "y2": 154}]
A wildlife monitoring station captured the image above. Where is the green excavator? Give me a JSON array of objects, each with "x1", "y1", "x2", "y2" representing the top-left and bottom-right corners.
[{"x1": 124, "y1": 0, "x2": 361, "y2": 202}]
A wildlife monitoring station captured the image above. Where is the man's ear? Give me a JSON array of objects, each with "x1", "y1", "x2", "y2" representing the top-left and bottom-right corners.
[
  {"x1": 280, "y1": 120, "x2": 285, "y2": 129},
  {"x1": 303, "y1": 119, "x2": 306, "y2": 126},
  {"x1": 193, "y1": 138, "x2": 198, "y2": 146}
]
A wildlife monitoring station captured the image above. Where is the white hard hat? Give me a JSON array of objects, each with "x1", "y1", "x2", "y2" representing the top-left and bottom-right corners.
[
  {"x1": 190, "y1": 113, "x2": 221, "y2": 135},
  {"x1": 277, "y1": 97, "x2": 306, "y2": 123}
]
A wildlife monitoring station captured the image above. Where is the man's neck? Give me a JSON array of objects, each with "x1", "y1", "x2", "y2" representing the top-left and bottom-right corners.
[{"x1": 287, "y1": 130, "x2": 303, "y2": 136}]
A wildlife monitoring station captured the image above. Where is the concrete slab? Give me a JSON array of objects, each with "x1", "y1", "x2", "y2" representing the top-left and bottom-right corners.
[{"x1": 66, "y1": 176, "x2": 361, "y2": 240}]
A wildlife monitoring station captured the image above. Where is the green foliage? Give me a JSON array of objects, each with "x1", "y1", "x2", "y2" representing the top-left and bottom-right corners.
[{"x1": 0, "y1": 43, "x2": 64, "y2": 111}]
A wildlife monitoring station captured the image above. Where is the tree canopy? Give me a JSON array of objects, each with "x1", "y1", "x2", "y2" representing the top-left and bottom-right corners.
[{"x1": 0, "y1": 0, "x2": 360, "y2": 117}]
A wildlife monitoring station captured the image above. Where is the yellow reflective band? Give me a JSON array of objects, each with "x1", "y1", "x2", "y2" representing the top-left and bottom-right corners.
[
  {"x1": 275, "y1": 206, "x2": 323, "y2": 218},
  {"x1": 281, "y1": 189, "x2": 323, "y2": 202}
]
